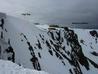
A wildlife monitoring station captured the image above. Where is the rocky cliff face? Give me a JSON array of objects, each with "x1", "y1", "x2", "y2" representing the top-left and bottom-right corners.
[{"x1": 0, "y1": 13, "x2": 98, "y2": 74}]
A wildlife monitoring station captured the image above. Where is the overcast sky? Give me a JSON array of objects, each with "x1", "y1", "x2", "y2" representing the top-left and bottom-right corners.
[{"x1": 0, "y1": 0, "x2": 98, "y2": 28}]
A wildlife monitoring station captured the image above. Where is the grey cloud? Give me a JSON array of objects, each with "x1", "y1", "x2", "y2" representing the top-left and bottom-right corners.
[{"x1": 0, "y1": 0, "x2": 98, "y2": 28}]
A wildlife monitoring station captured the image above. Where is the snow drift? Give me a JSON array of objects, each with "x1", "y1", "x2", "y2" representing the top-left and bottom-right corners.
[
  {"x1": 0, "y1": 12, "x2": 98, "y2": 74},
  {"x1": 0, "y1": 60, "x2": 49, "y2": 74}
]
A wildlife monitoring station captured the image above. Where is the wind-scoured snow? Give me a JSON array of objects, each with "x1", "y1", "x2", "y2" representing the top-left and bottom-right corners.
[
  {"x1": 0, "y1": 60, "x2": 49, "y2": 74},
  {"x1": 0, "y1": 13, "x2": 98, "y2": 74}
]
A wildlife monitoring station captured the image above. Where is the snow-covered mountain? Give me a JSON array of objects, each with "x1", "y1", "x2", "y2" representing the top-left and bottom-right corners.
[{"x1": 0, "y1": 12, "x2": 98, "y2": 74}]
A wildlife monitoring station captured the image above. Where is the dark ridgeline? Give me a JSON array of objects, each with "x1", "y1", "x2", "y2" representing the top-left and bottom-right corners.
[{"x1": 47, "y1": 27, "x2": 98, "y2": 74}]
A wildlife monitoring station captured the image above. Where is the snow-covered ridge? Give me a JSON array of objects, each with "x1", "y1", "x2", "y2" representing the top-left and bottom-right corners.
[
  {"x1": 0, "y1": 60, "x2": 49, "y2": 74},
  {"x1": 0, "y1": 12, "x2": 98, "y2": 74}
]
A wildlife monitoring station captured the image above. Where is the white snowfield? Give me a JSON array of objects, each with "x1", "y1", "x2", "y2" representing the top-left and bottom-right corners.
[{"x1": 0, "y1": 60, "x2": 49, "y2": 74}]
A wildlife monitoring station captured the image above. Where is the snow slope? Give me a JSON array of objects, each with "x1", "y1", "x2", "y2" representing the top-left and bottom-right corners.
[
  {"x1": 0, "y1": 13, "x2": 98, "y2": 74},
  {"x1": 0, "y1": 60, "x2": 49, "y2": 74}
]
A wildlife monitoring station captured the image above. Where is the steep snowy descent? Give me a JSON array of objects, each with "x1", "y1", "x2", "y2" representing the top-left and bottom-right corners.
[{"x1": 0, "y1": 12, "x2": 98, "y2": 74}]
